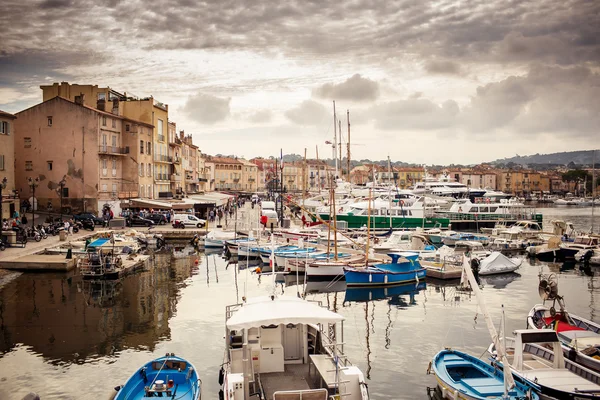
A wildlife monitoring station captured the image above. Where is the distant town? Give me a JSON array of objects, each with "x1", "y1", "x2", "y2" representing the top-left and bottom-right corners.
[{"x1": 0, "y1": 81, "x2": 597, "y2": 220}]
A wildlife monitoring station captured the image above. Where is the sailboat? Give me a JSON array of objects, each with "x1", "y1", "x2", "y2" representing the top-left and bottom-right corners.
[{"x1": 430, "y1": 257, "x2": 540, "y2": 399}]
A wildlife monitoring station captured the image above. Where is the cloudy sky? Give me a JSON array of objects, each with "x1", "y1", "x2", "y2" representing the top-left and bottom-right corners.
[{"x1": 1, "y1": 0, "x2": 599, "y2": 164}]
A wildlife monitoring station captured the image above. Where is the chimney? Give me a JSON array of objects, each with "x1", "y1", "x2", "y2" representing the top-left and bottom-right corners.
[
  {"x1": 180, "y1": 130, "x2": 184, "y2": 140},
  {"x1": 97, "y1": 98, "x2": 106, "y2": 111},
  {"x1": 74, "y1": 93, "x2": 85, "y2": 106},
  {"x1": 111, "y1": 97, "x2": 120, "y2": 115}
]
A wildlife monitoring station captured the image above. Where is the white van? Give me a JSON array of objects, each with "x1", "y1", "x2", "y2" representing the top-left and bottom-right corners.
[
  {"x1": 261, "y1": 201, "x2": 276, "y2": 211},
  {"x1": 173, "y1": 214, "x2": 206, "y2": 228},
  {"x1": 261, "y1": 210, "x2": 279, "y2": 227}
]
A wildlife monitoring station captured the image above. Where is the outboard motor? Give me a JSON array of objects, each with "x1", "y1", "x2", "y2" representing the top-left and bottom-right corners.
[{"x1": 470, "y1": 258, "x2": 480, "y2": 282}]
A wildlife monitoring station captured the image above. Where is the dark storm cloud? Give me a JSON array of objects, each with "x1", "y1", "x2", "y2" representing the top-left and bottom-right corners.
[
  {"x1": 313, "y1": 74, "x2": 380, "y2": 102},
  {"x1": 182, "y1": 92, "x2": 231, "y2": 124},
  {"x1": 284, "y1": 100, "x2": 329, "y2": 126},
  {"x1": 2, "y1": 0, "x2": 599, "y2": 78}
]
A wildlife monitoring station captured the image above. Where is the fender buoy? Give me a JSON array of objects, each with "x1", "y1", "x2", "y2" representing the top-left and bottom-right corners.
[{"x1": 400, "y1": 200, "x2": 404, "y2": 206}]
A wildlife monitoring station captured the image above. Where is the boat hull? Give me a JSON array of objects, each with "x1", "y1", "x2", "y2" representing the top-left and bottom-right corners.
[
  {"x1": 317, "y1": 214, "x2": 450, "y2": 229},
  {"x1": 344, "y1": 266, "x2": 426, "y2": 287},
  {"x1": 114, "y1": 355, "x2": 201, "y2": 400}
]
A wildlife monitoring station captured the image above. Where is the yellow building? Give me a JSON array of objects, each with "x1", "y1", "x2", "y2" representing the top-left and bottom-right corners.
[
  {"x1": 205, "y1": 156, "x2": 243, "y2": 191},
  {"x1": 241, "y1": 159, "x2": 259, "y2": 192},
  {"x1": 0, "y1": 110, "x2": 18, "y2": 220},
  {"x1": 496, "y1": 170, "x2": 543, "y2": 195},
  {"x1": 396, "y1": 168, "x2": 425, "y2": 189}
]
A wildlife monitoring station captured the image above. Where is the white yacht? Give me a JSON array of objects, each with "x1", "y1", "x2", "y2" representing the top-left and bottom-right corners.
[
  {"x1": 221, "y1": 296, "x2": 369, "y2": 400},
  {"x1": 410, "y1": 171, "x2": 486, "y2": 198}
]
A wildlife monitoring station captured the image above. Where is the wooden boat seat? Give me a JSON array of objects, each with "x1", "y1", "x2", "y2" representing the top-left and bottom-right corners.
[
  {"x1": 273, "y1": 389, "x2": 328, "y2": 400},
  {"x1": 461, "y1": 378, "x2": 509, "y2": 397}
]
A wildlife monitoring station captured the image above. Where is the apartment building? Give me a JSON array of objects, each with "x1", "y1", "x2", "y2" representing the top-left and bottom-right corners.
[
  {"x1": 241, "y1": 159, "x2": 259, "y2": 192},
  {"x1": 197, "y1": 152, "x2": 212, "y2": 192},
  {"x1": 0, "y1": 110, "x2": 18, "y2": 220},
  {"x1": 205, "y1": 156, "x2": 244, "y2": 191},
  {"x1": 460, "y1": 170, "x2": 497, "y2": 189},
  {"x1": 41, "y1": 82, "x2": 171, "y2": 199},
  {"x1": 496, "y1": 170, "x2": 543, "y2": 196},
  {"x1": 14, "y1": 96, "x2": 153, "y2": 214}
]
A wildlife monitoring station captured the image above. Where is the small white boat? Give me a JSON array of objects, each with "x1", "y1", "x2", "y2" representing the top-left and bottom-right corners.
[
  {"x1": 205, "y1": 230, "x2": 238, "y2": 248},
  {"x1": 476, "y1": 252, "x2": 522, "y2": 276},
  {"x1": 372, "y1": 230, "x2": 412, "y2": 253}
]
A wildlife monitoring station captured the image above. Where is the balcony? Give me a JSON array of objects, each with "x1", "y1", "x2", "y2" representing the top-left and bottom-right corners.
[
  {"x1": 173, "y1": 156, "x2": 181, "y2": 164},
  {"x1": 171, "y1": 173, "x2": 181, "y2": 182},
  {"x1": 155, "y1": 173, "x2": 169, "y2": 181},
  {"x1": 233, "y1": 178, "x2": 240, "y2": 183},
  {"x1": 154, "y1": 154, "x2": 173, "y2": 163},
  {"x1": 99, "y1": 145, "x2": 129, "y2": 155},
  {"x1": 157, "y1": 134, "x2": 165, "y2": 142},
  {"x1": 248, "y1": 177, "x2": 255, "y2": 182}
]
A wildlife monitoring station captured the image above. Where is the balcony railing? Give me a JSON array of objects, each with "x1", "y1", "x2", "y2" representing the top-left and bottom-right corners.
[
  {"x1": 157, "y1": 134, "x2": 165, "y2": 142},
  {"x1": 99, "y1": 145, "x2": 129, "y2": 155},
  {"x1": 171, "y1": 174, "x2": 181, "y2": 181},
  {"x1": 154, "y1": 154, "x2": 173, "y2": 163},
  {"x1": 173, "y1": 156, "x2": 182, "y2": 164},
  {"x1": 155, "y1": 173, "x2": 169, "y2": 181}
]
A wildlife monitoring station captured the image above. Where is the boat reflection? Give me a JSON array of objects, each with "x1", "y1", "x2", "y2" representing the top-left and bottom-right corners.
[
  {"x1": 305, "y1": 280, "x2": 346, "y2": 294},
  {"x1": 0, "y1": 251, "x2": 197, "y2": 366},
  {"x1": 478, "y1": 272, "x2": 521, "y2": 289},
  {"x1": 344, "y1": 281, "x2": 426, "y2": 305}
]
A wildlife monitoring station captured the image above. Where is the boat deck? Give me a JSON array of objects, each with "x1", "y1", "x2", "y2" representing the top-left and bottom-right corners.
[{"x1": 260, "y1": 364, "x2": 312, "y2": 399}]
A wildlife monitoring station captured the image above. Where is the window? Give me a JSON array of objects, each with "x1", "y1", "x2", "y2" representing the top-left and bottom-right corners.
[
  {"x1": 140, "y1": 185, "x2": 144, "y2": 197},
  {"x1": 146, "y1": 142, "x2": 151, "y2": 154},
  {"x1": 25, "y1": 161, "x2": 32, "y2": 171},
  {"x1": 97, "y1": 93, "x2": 106, "y2": 101},
  {"x1": 47, "y1": 161, "x2": 53, "y2": 171},
  {"x1": 112, "y1": 136, "x2": 117, "y2": 147},
  {"x1": 112, "y1": 159, "x2": 117, "y2": 176},
  {"x1": 140, "y1": 140, "x2": 144, "y2": 154},
  {"x1": 102, "y1": 116, "x2": 107, "y2": 126},
  {"x1": 47, "y1": 117, "x2": 53, "y2": 127},
  {"x1": 0, "y1": 121, "x2": 9, "y2": 135},
  {"x1": 126, "y1": 124, "x2": 130, "y2": 132},
  {"x1": 147, "y1": 184, "x2": 152, "y2": 199},
  {"x1": 102, "y1": 159, "x2": 107, "y2": 176},
  {"x1": 0, "y1": 155, "x2": 4, "y2": 170},
  {"x1": 139, "y1": 163, "x2": 144, "y2": 177},
  {"x1": 147, "y1": 164, "x2": 151, "y2": 176},
  {"x1": 101, "y1": 184, "x2": 108, "y2": 192},
  {"x1": 112, "y1": 183, "x2": 117, "y2": 194},
  {"x1": 62, "y1": 187, "x2": 69, "y2": 198},
  {"x1": 111, "y1": 118, "x2": 116, "y2": 128},
  {"x1": 24, "y1": 137, "x2": 31, "y2": 148}
]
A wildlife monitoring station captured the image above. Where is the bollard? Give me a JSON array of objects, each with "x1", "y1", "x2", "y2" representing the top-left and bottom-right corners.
[{"x1": 66, "y1": 248, "x2": 72, "y2": 259}]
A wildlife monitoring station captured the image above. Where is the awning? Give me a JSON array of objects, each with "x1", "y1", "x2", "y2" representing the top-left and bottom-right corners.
[
  {"x1": 226, "y1": 296, "x2": 343, "y2": 330},
  {"x1": 189, "y1": 192, "x2": 235, "y2": 206},
  {"x1": 128, "y1": 199, "x2": 173, "y2": 209}
]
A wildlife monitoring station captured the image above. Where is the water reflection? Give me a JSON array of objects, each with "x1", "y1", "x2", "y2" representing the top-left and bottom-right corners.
[{"x1": 0, "y1": 253, "x2": 199, "y2": 366}]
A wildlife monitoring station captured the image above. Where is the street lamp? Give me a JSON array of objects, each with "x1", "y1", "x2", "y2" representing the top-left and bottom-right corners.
[
  {"x1": 0, "y1": 177, "x2": 7, "y2": 241},
  {"x1": 56, "y1": 175, "x2": 67, "y2": 222},
  {"x1": 27, "y1": 177, "x2": 39, "y2": 227}
]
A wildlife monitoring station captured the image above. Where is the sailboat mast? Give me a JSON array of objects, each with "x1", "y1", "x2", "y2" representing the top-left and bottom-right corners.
[
  {"x1": 303, "y1": 148, "x2": 307, "y2": 213},
  {"x1": 347, "y1": 110, "x2": 351, "y2": 184},
  {"x1": 593, "y1": 149, "x2": 596, "y2": 233},
  {"x1": 316, "y1": 145, "x2": 321, "y2": 194},
  {"x1": 333, "y1": 101, "x2": 338, "y2": 178},
  {"x1": 333, "y1": 182, "x2": 338, "y2": 261},
  {"x1": 339, "y1": 119, "x2": 343, "y2": 178},
  {"x1": 365, "y1": 188, "x2": 371, "y2": 266},
  {"x1": 388, "y1": 156, "x2": 392, "y2": 229}
]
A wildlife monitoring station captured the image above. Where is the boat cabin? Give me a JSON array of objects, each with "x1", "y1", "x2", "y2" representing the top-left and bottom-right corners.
[{"x1": 223, "y1": 296, "x2": 368, "y2": 400}]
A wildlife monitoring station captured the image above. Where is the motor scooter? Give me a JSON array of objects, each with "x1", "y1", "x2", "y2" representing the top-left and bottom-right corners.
[{"x1": 172, "y1": 220, "x2": 185, "y2": 229}]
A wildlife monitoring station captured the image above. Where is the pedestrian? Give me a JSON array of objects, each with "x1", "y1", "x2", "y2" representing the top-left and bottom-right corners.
[
  {"x1": 21, "y1": 215, "x2": 28, "y2": 225},
  {"x1": 64, "y1": 220, "x2": 70, "y2": 235},
  {"x1": 69, "y1": 219, "x2": 74, "y2": 235},
  {"x1": 301, "y1": 214, "x2": 307, "y2": 227},
  {"x1": 217, "y1": 209, "x2": 223, "y2": 225}
]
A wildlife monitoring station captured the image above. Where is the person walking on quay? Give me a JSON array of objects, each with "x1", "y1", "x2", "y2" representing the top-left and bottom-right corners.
[
  {"x1": 217, "y1": 208, "x2": 223, "y2": 225},
  {"x1": 64, "y1": 220, "x2": 70, "y2": 236}
]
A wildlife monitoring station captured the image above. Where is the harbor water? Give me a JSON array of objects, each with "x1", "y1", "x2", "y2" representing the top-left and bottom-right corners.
[{"x1": 0, "y1": 206, "x2": 598, "y2": 399}]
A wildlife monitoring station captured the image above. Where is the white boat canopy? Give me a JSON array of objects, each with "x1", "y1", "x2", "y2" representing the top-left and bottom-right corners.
[{"x1": 226, "y1": 296, "x2": 344, "y2": 330}]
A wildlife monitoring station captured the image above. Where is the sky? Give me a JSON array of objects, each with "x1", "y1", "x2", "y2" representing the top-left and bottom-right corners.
[{"x1": 1, "y1": 0, "x2": 599, "y2": 165}]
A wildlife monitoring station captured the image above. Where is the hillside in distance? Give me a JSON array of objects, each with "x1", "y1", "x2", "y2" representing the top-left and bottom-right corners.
[{"x1": 490, "y1": 150, "x2": 598, "y2": 167}]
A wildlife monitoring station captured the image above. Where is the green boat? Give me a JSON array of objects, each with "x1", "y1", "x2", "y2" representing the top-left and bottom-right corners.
[{"x1": 315, "y1": 197, "x2": 450, "y2": 229}]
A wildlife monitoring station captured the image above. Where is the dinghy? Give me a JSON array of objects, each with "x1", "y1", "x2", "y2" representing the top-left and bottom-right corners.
[
  {"x1": 114, "y1": 353, "x2": 201, "y2": 400},
  {"x1": 476, "y1": 252, "x2": 522, "y2": 276}
]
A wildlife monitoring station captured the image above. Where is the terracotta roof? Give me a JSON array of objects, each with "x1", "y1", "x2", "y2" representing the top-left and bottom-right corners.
[
  {"x1": 207, "y1": 156, "x2": 243, "y2": 164},
  {"x1": 0, "y1": 109, "x2": 17, "y2": 119}
]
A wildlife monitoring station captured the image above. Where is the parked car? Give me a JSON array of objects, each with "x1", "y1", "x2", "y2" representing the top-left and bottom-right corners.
[
  {"x1": 126, "y1": 215, "x2": 155, "y2": 227},
  {"x1": 73, "y1": 213, "x2": 104, "y2": 225},
  {"x1": 147, "y1": 213, "x2": 168, "y2": 225},
  {"x1": 172, "y1": 214, "x2": 206, "y2": 228}
]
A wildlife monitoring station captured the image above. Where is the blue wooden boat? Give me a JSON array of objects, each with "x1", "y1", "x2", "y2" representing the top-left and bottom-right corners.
[
  {"x1": 344, "y1": 281, "x2": 426, "y2": 303},
  {"x1": 114, "y1": 354, "x2": 201, "y2": 400},
  {"x1": 343, "y1": 264, "x2": 426, "y2": 287},
  {"x1": 431, "y1": 349, "x2": 539, "y2": 400}
]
